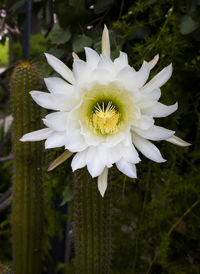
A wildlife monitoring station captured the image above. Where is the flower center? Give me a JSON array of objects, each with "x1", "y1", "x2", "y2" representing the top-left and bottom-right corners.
[{"x1": 92, "y1": 101, "x2": 120, "y2": 135}]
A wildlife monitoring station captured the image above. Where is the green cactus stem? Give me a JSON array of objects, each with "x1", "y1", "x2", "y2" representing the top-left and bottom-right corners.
[
  {"x1": 10, "y1": 61, "x2": 43, "y2": 274},
  {"x1": 73, "y1": 168, "x2": 112, "y2": 274}
]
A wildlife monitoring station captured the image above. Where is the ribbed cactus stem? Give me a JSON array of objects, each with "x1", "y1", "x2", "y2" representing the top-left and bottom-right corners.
[
  {"x1": 11, "y1": 61, "x2": 43, "y2": 274},
  {"x1": 73, "y1": 168, "x2": 112, "y2": 273}
]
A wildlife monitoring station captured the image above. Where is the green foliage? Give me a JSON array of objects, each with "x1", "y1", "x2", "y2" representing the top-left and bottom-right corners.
[{"x1": 0, "y1": 40, "x2": 9, "y2": 66}]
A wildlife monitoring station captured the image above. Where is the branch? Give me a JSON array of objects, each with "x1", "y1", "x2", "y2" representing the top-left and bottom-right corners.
[
  {"x1": 0, "y1": 196, "x2": 11, "y2": 213},
  {"x1": 44, "y1": 0, "x2": 54, "y2": 38},
  {"x1": 0, "y1": 154, "x2": 13, "y2": 162},
  {"x1": 0, "y1": 187, "x2": 12, "y2": 204}
]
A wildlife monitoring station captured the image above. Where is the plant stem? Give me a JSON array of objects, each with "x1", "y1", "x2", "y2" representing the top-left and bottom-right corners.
[{"x1": 73, "y1": 168, "x2": 112, "y2": 274}]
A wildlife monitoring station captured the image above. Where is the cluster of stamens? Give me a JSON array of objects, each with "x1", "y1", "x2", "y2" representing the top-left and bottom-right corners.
[{"x1": 91, "y1": 101, "x2": 120, "y2": 135}]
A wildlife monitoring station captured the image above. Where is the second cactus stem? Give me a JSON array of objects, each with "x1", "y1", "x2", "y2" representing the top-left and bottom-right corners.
[
  {"x1": 73, "y1": 168, "x2": 112, "y2": 274},
  {"x1": 11, "y1": 61, "x2": 43, "y2": 274}
]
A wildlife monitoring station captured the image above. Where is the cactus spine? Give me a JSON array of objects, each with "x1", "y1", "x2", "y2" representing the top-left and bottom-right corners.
[
  {"x1": 11, "y1": 61, "x2": 43, "y2": 274},
  {"x1": 73, "y1": 168, "x2": 112, "y2": 273}
]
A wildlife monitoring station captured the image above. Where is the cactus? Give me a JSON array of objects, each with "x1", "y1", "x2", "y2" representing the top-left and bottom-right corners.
[
  {"x1": 10, "y1": 61, "x2": 43, "y2": 274},
  {"x1": 73, "y1": 168, "x2": 112, "y2": 273}
]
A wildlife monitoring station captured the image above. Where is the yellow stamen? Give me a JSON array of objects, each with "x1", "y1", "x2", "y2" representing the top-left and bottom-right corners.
[{"x1": 92, "y1": 101, "x2": 120, "y2": 135}]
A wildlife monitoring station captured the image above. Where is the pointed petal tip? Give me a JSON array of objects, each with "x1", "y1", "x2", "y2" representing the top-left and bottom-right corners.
[
  {"x1": 72, "y1": 52, "x2": 79, "y2": 60},
  {"x1": 102, "y1": 25, "x2": 110, "y2": 57},
  {"x1": 19, "y1": 136, "x2": 25, "y2": 142},
  {"x1": 166, "y1": 135, "x2": 191, "y2": 147},
  {"x1": 98, "y1": 167, "x2": 108, "y2": 198},
  {"x1": 148, "y1": 54, "x2": 159, "y2": 70}
]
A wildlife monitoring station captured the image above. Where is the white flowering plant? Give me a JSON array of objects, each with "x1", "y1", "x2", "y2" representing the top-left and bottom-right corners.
[{"x1": 21, "y1": 26, "x2": 190, "y2": 197}]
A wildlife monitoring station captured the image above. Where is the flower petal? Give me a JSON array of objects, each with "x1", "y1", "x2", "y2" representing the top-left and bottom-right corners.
[
  {"x1": 116, "y1": 158, "x2": 137, "y2": 178},
  {"x1": 30, "y1": 90, "x2": 56, "y2": 110},
  {"x1": 114, "y1": 51, "x2": 129, "y2": 71},
  {"x1": 44, "y1": 53, "x2": 75, "y2": 84},
  {"x1": 135, "y1": 61, "x2": 150, "y2": 88},
  {"x1": 92, "y1": 68, "x2": 113, "y2": 84},
  {"x1": 166, "y1": 135, "x2": 191, "y2": 147},
  {"x1": 30, "y1": 90, "x2": 78, "y2": 111},
  {"x1": 122, "y1": 144, "x2": 141, "y2": 164},
  {"x1": 86, "y1": 147, "x2": 105, "y2": 177},
  {"x1": 43, "y1": 112, "x2": 68, "y2": 131},
  {"x1": 148, "y1": 54, "x2": 159, "y2": 70},
  {"x1": 71, "y1": 150, "x2": 88, "y2": 171},
  {"x1": 117, "y1": 62, "x2": 149, "y2": 89},
  {"x1": 102, "y1": 25, "x2": 110, "y2": 57},
  {"x1": 133, "y1": 115, "x2": 154, "y2": 130},
  {"x1": 73, "y1": 59, "x2": 91, "y2": 84},
  {"x1": 141, "y1": 64, "x2": 172, "y2": 93},
  {"x1": 44, "y1": 77, "x2": 74, "y2": 94},
  {"x1": 132, "y1": 133, "x2": 166, "y2": 162},
  {"x1": 98, "y1": 167, "x2": 108, "y2": 197},
  {"x1": 20, "y1": 128, "x2": 53, "y2": 142},
  {"x1": 48, "y1": 150, "x2": 73, "y2": 171},
  {"x1": 133, "y1": 125, "x2": 175, "y2": 141},
  {"x1": 98, "y1": 55, "x2": 115, "y2": 74},
  {"x1": 85, "y1": 47, "x2": 100, "y2": 69},
  {"x1": 65, "y1": 130, "x2": 87, "y2": 152},
  {"x1": 45, "y1": 131, "x2": 67, "y2": 149},
  {"x1": 143, "y1": 102, "x2": 178, "y2": 117}
]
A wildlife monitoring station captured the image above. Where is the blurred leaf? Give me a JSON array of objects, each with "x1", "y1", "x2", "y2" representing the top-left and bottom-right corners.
[
  {"x1": 180, "y1": 15, "x2": 199, "y2": 35},
  {"x1": 51, "y1": 23, "x2": 71, "y2": 44},
  {"x1": 10, "y1": 0, "x2": 26, "y2": 12},
  {"x1": 60, "y1": 185, "x2": 73, "y2": 206},
  {"x1": 73, "y1": 34, "x2": 92, "y2": 53},
  {"x1": 94, "y1": 0, "x2": 114, "y2": 14}
]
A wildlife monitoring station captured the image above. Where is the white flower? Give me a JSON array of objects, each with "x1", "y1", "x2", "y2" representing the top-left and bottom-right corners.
[{"x1": 20, "y1": 26, "x2": 190, "y2": 197}]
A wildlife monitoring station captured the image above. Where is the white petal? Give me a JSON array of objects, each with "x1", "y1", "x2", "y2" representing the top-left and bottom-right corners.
[
  {"x1": 116, "y1": 159, "x2": 137, "y2": 178},
  {"x1": 43, "y1": 112, "x2": 68, "y2": 131},
  {"x1": 101, "y1": 25, "x2": 110, "y2": 57},
  {"x1": 122, "y1": 144, "x2": 141, "y2": 164},
  {"x1": 133, "y1": 125, "x2": 175, "y2": 141},
  {"x1": 92, "y1": 68, "x2": 113, "y2": 84},
  {"x1": 114, "y1": 51, "x2": 129, "y2": 71},
  {"x1": 30, "y1": 91, "x2": 56, "y2": 110},
  {"x1": 44, "y1": 53, "x2": 75, "y2": 84},
  {"x1": 85, "y1": 47, "x2": 100, "y2": 69},
  {"x1": 86, "y1": 147, "x2": 105, "y2": 177},
  {"x1": 65, "y1": 130, "x2": 87, "y2": 152},
  {"x1": 44, "y1": 77, "x2": 74, "y2": 94},
  {"x1": 148, "y1": 54, "x2": 159, "y2": 70},
  {"x1": 97, "y1": 145, "x2": 121, "y2": 167},
  {"x1": 71, "y1": 150, "x2": 87, "y2": 171},
  {"x1": 30, "y1": 90, "x2": 78, "y2": 111},
  {"x1": 116, "y1": 66, "x2": 137, "y2": 90},
  {"x1": 73, "y1": 59, "x2": 91, "y2": 84},
  {"x1": 98, "y1": 167, "x2": 108, "y2": 197},
  {"x1": 139, "y1": 88, "x2": 161, "y2": 101},
  {"x1": 20, "y1": 128, "x2": 53, "y2": 142},
  {"x1": 166, "y1": 135, "x2": 191, "y2": 147},
  {"x1": 141, "y1": 64, "x2": 172, "y2": 93},
  {"x1": 135, "y1": 61, "x2": 150, "y2": 88},
  {"x1": 45, "y1": 131, "x2": 67, "y2": 149},
  {"x1": 143, "y1": 102, "x2": 178, "y2": 117},
  {"x1": 98, "y1": 55, "x2": 115, "y2": 73},
  {"x1": 132, "y1": 133, "x2": 166, "y2": 163},
  {"x1": 133, "y1": 115, "x2": 154, "y2": 130}
]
